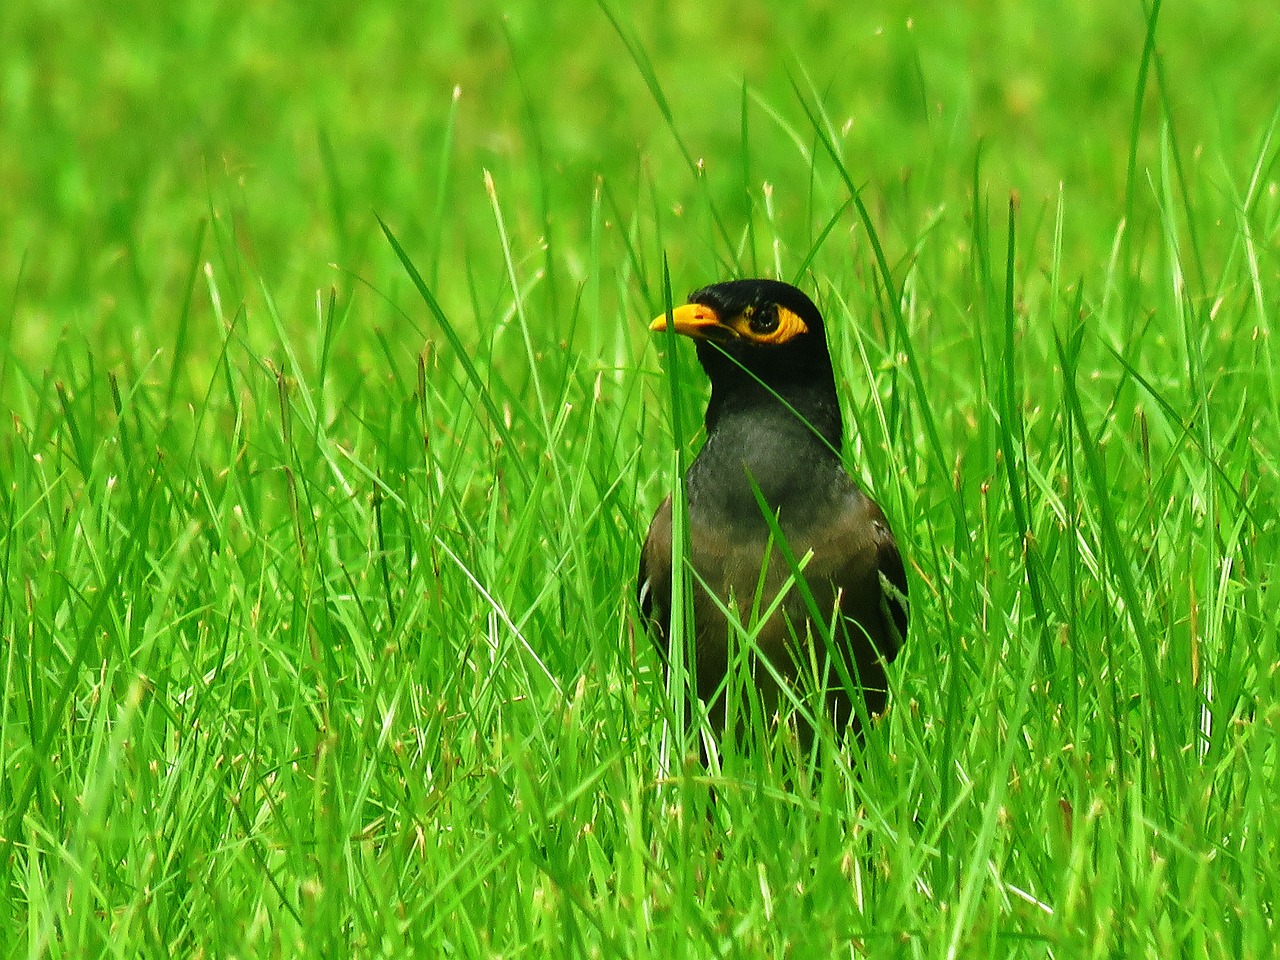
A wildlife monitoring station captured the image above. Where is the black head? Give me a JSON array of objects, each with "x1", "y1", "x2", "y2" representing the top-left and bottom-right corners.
[{"x1": 650, "y1": 278, "x2": 833, "y2": 386}]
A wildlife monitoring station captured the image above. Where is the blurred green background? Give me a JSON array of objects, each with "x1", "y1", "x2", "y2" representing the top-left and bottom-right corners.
[{"x1": 4, "y1": 0, "x2": 1275, "y2": 359}]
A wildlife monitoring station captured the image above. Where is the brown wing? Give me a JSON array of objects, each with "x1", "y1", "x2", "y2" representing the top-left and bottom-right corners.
[
  {"x1": 826, "y1": 495, "x2": 906, "y2": 652},
  {"x1": 637, "y1": 495, "x2": 673, "y2": 654},
  {"x1": 785, "y1": 491, "x2": 907, "y2": 724},
  {"x1": 870, "y1": 506, "x2": 910, "y2": 659},
  {"x1": 638, "y1": 496, "x2": 758, "y2": 716}
]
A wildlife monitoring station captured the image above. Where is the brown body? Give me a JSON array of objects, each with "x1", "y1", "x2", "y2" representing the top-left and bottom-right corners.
[{"x1": 640, "y1": 472, "x2": 906, "y2": 741}]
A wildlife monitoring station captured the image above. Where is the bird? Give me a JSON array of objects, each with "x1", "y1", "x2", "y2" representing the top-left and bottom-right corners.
[{"x1": 638, "y1": 278, "x2": 908, "y2": 750}]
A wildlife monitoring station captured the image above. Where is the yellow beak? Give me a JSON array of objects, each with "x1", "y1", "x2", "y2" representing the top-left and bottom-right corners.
[{"x1": 649, "y1": 303, "x2": 734, "y2": 340}]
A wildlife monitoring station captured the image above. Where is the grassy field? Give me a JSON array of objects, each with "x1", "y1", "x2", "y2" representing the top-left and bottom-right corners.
[{"x1": 2, "y1": 1, "x2": 1278, "y2": 956}]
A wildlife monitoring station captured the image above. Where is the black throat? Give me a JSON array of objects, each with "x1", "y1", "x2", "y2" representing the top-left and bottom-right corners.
[{"x1": 686, "y1": 343, "x2": 848, "y2": 529}]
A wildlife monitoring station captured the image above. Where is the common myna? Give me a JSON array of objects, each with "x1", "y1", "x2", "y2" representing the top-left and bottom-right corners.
[{"x1": 639, "y1": 278, "x2": 908, "y2": 746}]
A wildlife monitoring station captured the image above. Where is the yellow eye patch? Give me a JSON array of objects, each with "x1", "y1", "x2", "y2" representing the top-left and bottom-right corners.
[{"x1": 728, "y1": 305, "x2": 809, "y2": 345}]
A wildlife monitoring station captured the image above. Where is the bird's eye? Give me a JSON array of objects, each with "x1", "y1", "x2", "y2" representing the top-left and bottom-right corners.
[
  {"x1": 748, "y1": 308, "x2": 779, "y2": 335},
  {"x1": 733, "y1": 304, "x2": 808, "y2": 344}
]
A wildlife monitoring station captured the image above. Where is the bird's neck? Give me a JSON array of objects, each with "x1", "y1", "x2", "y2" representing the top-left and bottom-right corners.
[
  {"x1": 703, "y1": 373, "x2": 844, "y2": 450},
  {"x1": 688, "y1": 369, "x2": 848, "y2": 526}
]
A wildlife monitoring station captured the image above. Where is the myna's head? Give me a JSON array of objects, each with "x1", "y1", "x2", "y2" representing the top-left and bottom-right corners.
[{"x1": 650, "y1": 278, "x2": 833, "y2": 385}]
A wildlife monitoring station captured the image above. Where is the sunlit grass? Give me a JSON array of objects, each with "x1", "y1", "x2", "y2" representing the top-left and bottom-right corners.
[{"x1": 2, "y1": 1, "x2": 1278, "y2": 957}]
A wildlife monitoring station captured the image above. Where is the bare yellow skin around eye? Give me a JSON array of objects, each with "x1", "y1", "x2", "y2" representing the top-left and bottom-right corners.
[
  {"x1": 649, "y1": 302, "x2": 809, "y2": 345},
  {"x1": 728, "y1": 305, "x2": 809, "y2": 345}
]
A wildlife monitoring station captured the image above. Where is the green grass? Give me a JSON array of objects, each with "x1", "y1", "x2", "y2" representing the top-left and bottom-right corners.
[{"x1": 2, "y1": 1, "x2": 1278, "y2": 956}]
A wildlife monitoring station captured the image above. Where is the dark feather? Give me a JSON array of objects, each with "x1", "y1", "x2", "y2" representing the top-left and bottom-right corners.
[{"x1": 640, "y1": 279, "x2": 909, "y2": 745}]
